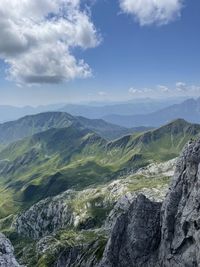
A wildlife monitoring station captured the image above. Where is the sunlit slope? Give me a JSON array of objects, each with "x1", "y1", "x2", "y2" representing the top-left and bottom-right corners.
[
  {"x1": 0, "y1": 111, "x2": 135, "y2": 145},
  {"x1": 0, "y1": 119, "x2": 199, "y2": 217}
]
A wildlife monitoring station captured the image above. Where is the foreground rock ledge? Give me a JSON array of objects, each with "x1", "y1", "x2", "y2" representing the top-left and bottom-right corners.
[
  {"x1": 100, "y1": 139, "x2": 200, "y2": 267},
  {"x1": 0, "y1": 233, "x2": 21, "y2": 267}
]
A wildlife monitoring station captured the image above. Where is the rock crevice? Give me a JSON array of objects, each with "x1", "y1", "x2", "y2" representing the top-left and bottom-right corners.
[{"x1": 100, "y1": 139, "x2": 200, "y2": 267}]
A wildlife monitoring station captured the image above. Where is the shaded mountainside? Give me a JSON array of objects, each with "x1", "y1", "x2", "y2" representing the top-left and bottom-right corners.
[
  {"x1": 0, "y1": 126, "x2": 109, "y2": 217},
  {"x1": 2, "y1": 137, "x2": 200, "y2": 267},
  {"x1": 103, "y1": 97, "x2": 200, "y2": 128},
  {"x1": 0, "y1": 112, "x2": 77, "y2": 145},
  {"x1": 0, "y1": 119, "x2": 199, "y2": 218},
  {"x1": 100, "y1": 138, "x2": 200, "y2": 267},
  {"x1": 0, "y1": 121, "x2": 200, "y2": 266},
  {"x1": 0, "y1": 111, "x2": 136, "y2": 145}
]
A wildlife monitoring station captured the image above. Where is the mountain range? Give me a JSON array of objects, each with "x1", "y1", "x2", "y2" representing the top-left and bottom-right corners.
[
  {"x1": 103, "y1": 97, "x2": 200, "y2": 127},
  {"x1": 0, "y1": 113, "x2": 199, "y2": 218},
  {"x1": 0, "y1": 97, "x2": 187, "y2": 123},
  {"x1": 59, "y1": 98, "x2": 183, "y2": 119},
  {"x1": 0, "y1": 112, "x2": 200, "y2": 266},
  {"x1": 0, "y1": 111, "x2": 141, "y2": 144}
]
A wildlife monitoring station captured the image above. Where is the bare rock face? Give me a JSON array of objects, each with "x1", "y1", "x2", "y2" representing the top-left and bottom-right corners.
[
  {"x1": 0, "y1": 233, "x2": 21, "y2": 267},
  {"x1": 100, "y1": 139, "x2": 200, "y2": 267},
  {"x1": 100, "y1": 195, "x2": 161, "y2": 267},
  {"x1": 158, "y1": 139, "x2": 200, "y2": 266},
  {"x1": 13, "y1": 190, "x2": 74, "y2": 239}
]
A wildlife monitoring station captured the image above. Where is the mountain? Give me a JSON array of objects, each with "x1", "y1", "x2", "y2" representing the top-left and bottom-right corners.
[
  {"x1": 59, "y1": 98, "x2": 184, "y2": 119},
  {"x1": 107, "y1": 118, "x2": 200, "y2": 163},
  {"x1": 103, "y1": 98, "x2": 200, "y2": 128},
  {"x1": 1, "y1": 123, "x2": 200, "y2": 266},
  {"x1": 0, "y1": 112, "x2": 137, "y2": 145},
  {"x1": 76, "y1": 116, "x2": 141, "y2": 141},
  {"x1": 0, "y1": 118, "x2": 199, "y2": 219},
  {"x1": 0, "y1": 126, "x2": 109, "y2": 217},
  {"x1": 0, "y1": 104, "x2": 65, "y2": 123},
  {"x1": 0, "y1": 98, "x2": 186, "y2": 123}
]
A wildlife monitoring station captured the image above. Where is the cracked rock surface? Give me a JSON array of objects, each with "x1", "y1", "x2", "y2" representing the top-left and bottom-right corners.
[
  {"x1": 0, "y1": 233, "x2": 21, "y2": 267},
  {"x1": 100, "y1": 139, "x2": 200, "y2": 267}
]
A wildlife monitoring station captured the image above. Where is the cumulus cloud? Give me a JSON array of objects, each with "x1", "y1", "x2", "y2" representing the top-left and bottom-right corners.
[
  {"x1": 129, "y1": 87, "x2": 142, "y2": 94},
  {"x1": 0, "y1": 0, "x2": 100, "y2": 84},
  {"x1": 119, "y1": 0, "x2": 183, "y2": 26},
  {"x1": 128, "y1": 82, "x2": 200, "y2": 98},
  {"x1": 175, "y1": 81, "x2": 187, "y2": 91},
  {"x1": 157, "y1": 85, "x2": 170, "y2": 92},
  {"x1": 129, "y1": 87, "x2": 153, "y2": 95}
]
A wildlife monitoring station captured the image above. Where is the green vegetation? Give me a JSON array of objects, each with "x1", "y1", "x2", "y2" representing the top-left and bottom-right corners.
[
  {"x1": 0, "y1": 118, "x2": 199, "y2": 218},
  {"x1": 0, "y1": 111, "x2": 135, "y2": 145},
  {"x1": 4, "y1": 228, "x2": 107, "y2": 267}
]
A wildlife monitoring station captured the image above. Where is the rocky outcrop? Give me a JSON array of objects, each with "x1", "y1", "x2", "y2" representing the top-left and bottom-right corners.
[
  {"x1": 136, "y1": 157, "x2": 177, "y2": 177},
  {"x1": 158, "y1": 139, "x2": 200, "y2": 266},
  {"x1": 13, "y1": 190, "x2": 75, "y2": 239},
  {"x1": 100, "y1": 139, "x2": 200, "y2": 267},
  {"x1": 0, "y1": 233, "x2": 21, "y2": 267},
  {"x1": 100, "y1": 195, "x2": 161, "y2": 267}
]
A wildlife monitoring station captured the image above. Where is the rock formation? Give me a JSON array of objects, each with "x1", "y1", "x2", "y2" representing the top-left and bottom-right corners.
[
  {"x1": 13, "y1": 190, "x2": 75, "y2": 239},
  {"x1": 0, "y1": 233, "x2": 21, "y2": 267},
  {"x1": 100, "y1": 194, "x2": 161, "y2": 267},
  {"x1": 100, "y1": 139, "x2": 200, "y2": 267}
]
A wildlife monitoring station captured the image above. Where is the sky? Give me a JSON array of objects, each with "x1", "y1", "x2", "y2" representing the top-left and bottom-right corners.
[{"x1": 0, "y1": 0, "x2": 200, "y2": 106}]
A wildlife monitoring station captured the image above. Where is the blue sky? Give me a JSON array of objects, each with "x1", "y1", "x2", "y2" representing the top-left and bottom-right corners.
[{"x1": 0, "y1": 0, "x2": 200, "y2": 106}]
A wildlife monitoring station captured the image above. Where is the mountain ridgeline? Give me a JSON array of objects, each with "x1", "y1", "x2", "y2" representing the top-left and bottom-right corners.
[
  {"x1": 0, "y1": 112, "x2": 137, "y2": 145},
  {"x1": 0, "y1": 112, "x2": 200, "y2": 266},
  {"x1": 0, "y1": 114, "x2": 199, "y2": 218},
  {"x1": 103, "y1": 97, "x2": 200, "y2": 127}
]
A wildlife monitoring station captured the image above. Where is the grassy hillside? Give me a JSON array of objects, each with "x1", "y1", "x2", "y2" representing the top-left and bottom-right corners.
[
  {"x1": 0, "y1": 119, "x2": 199, "y2": 218},
  {"x1": 0, "y1": 112, "x2": 135, "y2": 145},
  {"x1": 106, "y1": 119, "x2": 200, "y2": 166}
]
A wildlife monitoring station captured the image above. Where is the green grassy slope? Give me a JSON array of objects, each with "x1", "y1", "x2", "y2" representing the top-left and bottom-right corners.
[
  {"x1": 0, "y1": 119, "x2": 199, "y2": 218},
  {"x1": 0, "y1": 111, "x2": 135, "y2": 145},
  {"x1": 106, "y1": 119, "x2": 200, "y2": 167}
]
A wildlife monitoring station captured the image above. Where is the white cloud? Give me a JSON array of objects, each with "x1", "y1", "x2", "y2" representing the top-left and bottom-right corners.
[
  {"x1": 157, "y1": 85, "x2": 170, "y2": 92},
  {"x1": 175, "y1": 81, "x2": 187, "y2": 91},
  {"x1": 0, "y1": 0, "x2": 100, "y2": 84},
  {"x1": 129, "y1": 87, "x2": 142, "y2": 94},
  {"x1": 119, "y1": 0, "x2": 183, "y2": 26},
  {"x1": 128, "y1": 82, "x2": 200, "y2": 99},
  {"x1": 129, "y1": 87, "x2": 153, "y2": 95}
]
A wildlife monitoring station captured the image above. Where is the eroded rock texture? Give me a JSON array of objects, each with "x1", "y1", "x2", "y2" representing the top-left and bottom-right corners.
[
  {"x1": 158, "y1": 139, "x2": 200, "y2": 266},
  {"x1": 100, "y1": 139, "x2": 200, "y2": 267},
  {"x1": 100, "y1": 195, "x2": 161, "y2": 267},
  {"x1": 0, "y1": 233, "x2": 21, "y2": 267}
]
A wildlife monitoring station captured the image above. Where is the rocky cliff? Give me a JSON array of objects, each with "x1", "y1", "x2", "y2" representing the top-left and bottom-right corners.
[
  {"x1": 0, "y1": 233, "x2": 21, "y2": 267},
  {"x1": 100, "y1": 139, "x2": 200, "y2": 267},
  {"x1": 5, "y1": 138, "x2": 199, "y2": 267}
]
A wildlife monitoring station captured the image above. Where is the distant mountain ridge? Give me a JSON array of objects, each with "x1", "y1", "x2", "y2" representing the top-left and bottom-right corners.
[
  {"x1": 103, "y1": 98, "x2": 200, "y2": 127},
  {"x1": 0, "y1": 104, "x2": 65, "y2": 123},
  {"x1": 0, "y1": 97, "x2": 186, "y2": 123},
  {"x1": 0, "y1": 112, "x2": 139, "y2": 145}
]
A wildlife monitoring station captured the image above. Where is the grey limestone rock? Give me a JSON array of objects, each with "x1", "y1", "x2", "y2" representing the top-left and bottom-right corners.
[
  {"x1": 0, "y1": 233, "x2": 21, "y2": 267},
  {"x1": 100, "y1": 139, "x2": 200, "y2": 267},
  {"x1": 100, "y1": 194, "x2": 161, "y2": 267}
]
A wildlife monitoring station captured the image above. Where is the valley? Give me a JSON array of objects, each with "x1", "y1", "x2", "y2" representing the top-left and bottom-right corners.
[{"x1": 0, "y1": 112, "x2": 199, "y2": 266}]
